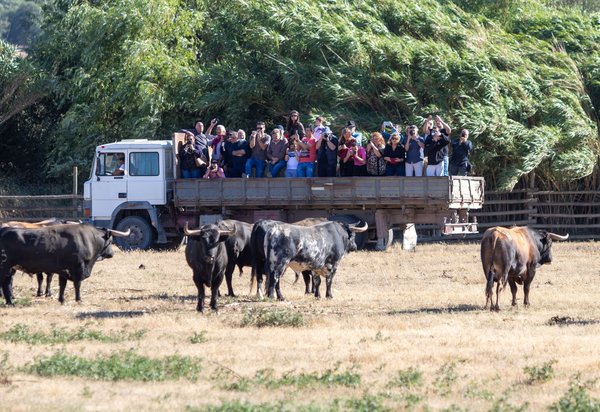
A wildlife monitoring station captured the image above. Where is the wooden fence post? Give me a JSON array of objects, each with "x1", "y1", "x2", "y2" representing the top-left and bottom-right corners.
[{"x1": 72, "y1": 166, "x2": 78, "y2": 218}]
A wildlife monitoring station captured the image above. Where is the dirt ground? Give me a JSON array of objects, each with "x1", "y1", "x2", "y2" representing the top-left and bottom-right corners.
[{"x1": 1, "y1": 240, "x2": 600, "y2": 411}]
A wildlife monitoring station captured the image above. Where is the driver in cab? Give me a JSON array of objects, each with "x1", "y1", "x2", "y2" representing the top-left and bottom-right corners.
[{"x1": 113, "y1": 156, "x2": 126, "y2": 176}]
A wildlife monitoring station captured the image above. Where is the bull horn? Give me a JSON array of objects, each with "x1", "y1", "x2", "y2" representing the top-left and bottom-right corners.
[
  {"x1": 218, "y1": 228, "x2": 235, "y2": 237},
  {"x1": 108, "y1": 228, "x2": 131, "y2": 237},
  {"x1": 349, "y1": 221, "x2": 368, "y2": 233},
  {"x1": 548, "y1": 232, "x2": 569, "y2": 241},
  {"x1": 184, "y1": 222, "x2": 202, "y2": 236}
]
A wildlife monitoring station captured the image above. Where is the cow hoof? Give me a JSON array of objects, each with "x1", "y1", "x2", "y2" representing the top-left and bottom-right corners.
[
  {"x1": 226, "y1": 293, "x2": 236, "y2": 298},
  {"x1": 36, "y1": 292, "x2": 43, "y2": 297}
]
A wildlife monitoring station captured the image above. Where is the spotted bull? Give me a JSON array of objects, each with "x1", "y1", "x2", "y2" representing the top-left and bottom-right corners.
[
  {"x1": 261, "y1": 220, "x2": 368, "y2": 300},
  {"x1": 0, "y1": 224, "x2": 130, "y2": 305},
  {"x1": 480, "y1": 226, "x2": 569, "y2": 311}
]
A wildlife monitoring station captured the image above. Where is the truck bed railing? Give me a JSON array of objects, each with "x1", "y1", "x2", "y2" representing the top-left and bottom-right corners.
[{"x1": 174, "y1": 176, "x2": 484, "y2": 210}]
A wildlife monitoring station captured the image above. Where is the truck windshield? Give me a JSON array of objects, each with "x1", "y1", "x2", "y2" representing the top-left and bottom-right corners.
[{"x1": 96, "y1": 152, "x2": 125, "y2": 176}]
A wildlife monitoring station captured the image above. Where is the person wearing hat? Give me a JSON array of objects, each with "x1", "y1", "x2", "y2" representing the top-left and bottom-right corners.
[
  {"x1": 346, "y1": 120, "x2": 363, "y2": 145},
  {"x1": 285, "y1": 110, "x2": 305, "y2": 141},
  {"x1": 315, "y1": 126, "x2": 338, "y2": 177}
]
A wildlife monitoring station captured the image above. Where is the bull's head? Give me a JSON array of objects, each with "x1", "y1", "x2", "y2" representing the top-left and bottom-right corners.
[
  {"x1": 537, "y1": 231, "x2": 569, "y2": 265},
  {"x1": 185, "y1": 223, "x2": 235, "y2": 264},
  {"x1": 99, "y1": 228, "x2": 131, "y2": 259},
  {"x1": 342, "y1": 221, "x2": 369, "y2": 252}
]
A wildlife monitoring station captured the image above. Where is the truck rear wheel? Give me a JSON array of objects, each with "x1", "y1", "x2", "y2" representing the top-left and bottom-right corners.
[
  {"x1": 114, "y1": 216, "x2": 155, "y2": 251},
  {"x1": 329, "y1": 214, "x2": 367, "y2": 250}
]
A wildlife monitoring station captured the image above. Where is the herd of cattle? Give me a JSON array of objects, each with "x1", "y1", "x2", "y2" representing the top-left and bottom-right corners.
[{"x1": 0, "y1": 218, "x2": 568, "y2": 312}]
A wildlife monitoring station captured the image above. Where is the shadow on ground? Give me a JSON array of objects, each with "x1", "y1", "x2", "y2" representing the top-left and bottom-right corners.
[
  {"x1": 76, "y1": 310, "x2": 149, "y2": 319},
  {"x1": 387, "y1": 304, "x2": 481, "y2": 315}
]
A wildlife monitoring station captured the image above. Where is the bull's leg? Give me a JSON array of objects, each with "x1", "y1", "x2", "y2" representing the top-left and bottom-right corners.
[
  {"x1": 302, "y1": 271, "x2": 312, "y2": 294},
  {"x1": 313, "y1": 274, "x2": 322, "y2": 299},
  {"x1": 193, "y1": 273, "x2": 204, "y2": 312},
  {"x1": 1, "y1": 275, "x2": 14, "y2": 305},
  {"x1": 325, "y1": 272, "x2": 336, "y2": 299},
  {"x1": 58, "y1": 276, "x2": 68, "y2": 304},
  {"x1": 36, "y1": 273, "x2": 44, "y2": 297},
  {"x1": 210, "y1": 276, "x2": 224, "y2": 312},
  {"x1": 508, "y1": 279, "x2": 518, "y2": 307},
  {"x1": 45, "y1": 273, "x2": 53, "y2": 297},
  {"x1": 493, "y1": 282, "x2": 500, "y2": 311},
  {"x1": 267, "y1": 261, "x2": 287, "y2": 300},
  {"x1": 224, "y1": 261, "x2": 236, "y2": 297},
  {"x1": 73, "y1": 280, "x2": 82, "y2": 302}
]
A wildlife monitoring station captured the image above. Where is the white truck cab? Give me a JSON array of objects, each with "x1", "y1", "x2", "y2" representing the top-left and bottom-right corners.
[{"x1": 84, "y1": 139, "x2": 176, "y2": 249}]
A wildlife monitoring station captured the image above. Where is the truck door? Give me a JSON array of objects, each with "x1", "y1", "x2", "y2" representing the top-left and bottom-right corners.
[{"x1": 92, "y1": 151, "x2": 128, "y2": 220}]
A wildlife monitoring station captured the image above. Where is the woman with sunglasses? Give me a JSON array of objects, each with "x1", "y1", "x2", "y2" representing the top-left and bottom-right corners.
[
  {"x1": 285, "y1": 110, "x2": 305, "y2": 141},
  {"x1": 384, "y1": 132, "x2": 406, "y2": 176},
  {"x1": 366, "y1": 132, "x2": 387, "y2": 176}
]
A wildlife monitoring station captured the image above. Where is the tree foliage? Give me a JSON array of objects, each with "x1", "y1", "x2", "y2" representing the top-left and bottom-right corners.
[{"x1": 4, "y1": 0, "x2": 600, "y2": 190}]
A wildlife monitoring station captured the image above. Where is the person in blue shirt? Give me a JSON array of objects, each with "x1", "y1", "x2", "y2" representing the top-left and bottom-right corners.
[
  {"x1": 403, "y1": 125, "x2": 425, "y2": 176},
  {"x1": 449, "y1": 129, "x2": 474, "y2": 176}
]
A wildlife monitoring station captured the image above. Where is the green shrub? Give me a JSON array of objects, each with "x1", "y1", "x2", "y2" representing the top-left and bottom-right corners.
[
  {"x1": 0, "y1": 324, "x2": 145, "y2": 345},
  {"x1": 26, "y1": 350, "x2": 201, "y2": 381},
  {"x1": 523, "y1": 360, "x2": 556, "y2": 384},
  {"x1": 434, "y1": 362, "x2": 459, "y2": 396},
  {"x1": 549, "y1": 375, "x2": 600, "y2": 412},
  {"x1": 189, "y1": 331, "x2": 207, "y2": 344},
  {"x1": 387, "y1": 367, "x2": 423, "y2": 389},
  {"x1": 241, "y1": 308, "x2": 305, "y2": 328}
]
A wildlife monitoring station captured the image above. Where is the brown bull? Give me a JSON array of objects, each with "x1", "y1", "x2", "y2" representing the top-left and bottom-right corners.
[{"x1": 480, "y1": 226, "x2": 568, "y2": 311}]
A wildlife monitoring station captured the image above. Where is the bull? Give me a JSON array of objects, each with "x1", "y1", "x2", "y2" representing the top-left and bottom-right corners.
[
  {"x1": 261, "y1": 220, "x2": 367, "y2": 300},
  {"x1": 0, "y1": 224, "x2": 130, "y2": 305},
  {"x1": 480, "y1": 226, "x2": 568, "y2": 311},
  {"x1": 0, "y1": 218, "x2": 78, "y2": 297},
  {"x1": 184, "y1": 223, "x2": 235, "y2": 312},
  {"x1": 218, "y1": 219, "x2": 253, "y2": 297}
]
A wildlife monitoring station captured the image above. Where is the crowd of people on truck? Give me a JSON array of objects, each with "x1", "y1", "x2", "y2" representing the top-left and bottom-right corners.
[{"x1": 178, "y1": 110, "x2": 473, "y2": 179}]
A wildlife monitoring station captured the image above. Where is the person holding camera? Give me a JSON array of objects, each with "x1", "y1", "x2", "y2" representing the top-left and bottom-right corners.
[
  {"x1": 267, "y1": 128, "x2": 287, "y2": 178},
  {"x1": 366, "y1": 132, "x2": 387, "y2": 176},
  {"x1": 244, "y1": 121, "x2": 270, "y2": 178},
  {"x1": 316, "y1": 127, "x2": 339, "y2": 177},
  {"x1": 179, "y1": 131, "x2": 203, "y2": 178},
  {"x1": 383, "y1": 132, "x2": 406, "y2": 176},
  {"x1": 449, "y1": 129, "x2": 473, "y2": 176},
  {"x1": 338, "y1": 127, "x2": 355, "y2": 177},
  {"x1": 379, "y1": 121, "x2": 397, "y2": 142},
  {"x1": 285, "y1": 110, "x2": 305, "y2": 141},
  {"x1": 404, "y1": 125, "x2": 425, "y2": 176},
  {"x1": 296, "y1": 126, "x2": 317, "y2": 177},
  {"x1": 423, "y1": 114, "x2": 452, "y2": 176},
  {"x1": 424, "y1": 125, "x2": 450, "y2": 176},
  {"x1": 203, "y1": 159, "x2": 225, "y2": 179}
]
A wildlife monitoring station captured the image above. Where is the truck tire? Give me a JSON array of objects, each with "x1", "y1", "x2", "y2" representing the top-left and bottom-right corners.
[
  {"x1": 329, "y1": 214, "x2": 367, "y2": 250},
  {"x1": 114, "y1": 216, "x2": 155, "y2": 251}
]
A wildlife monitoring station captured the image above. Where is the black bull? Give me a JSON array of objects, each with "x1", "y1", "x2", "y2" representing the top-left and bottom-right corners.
[
  {"x1": 184, "y1": 223, "x2": 236, "y2": 312},
  {"x1": 0, "y1": 224, "x2": 130, "y2": 305},
  {"x1": 480, "y1": 226, "x2": 568, "y2": 311},
  {"x1": 251, "y1": 219, "x2": 368, "y2": 301}
]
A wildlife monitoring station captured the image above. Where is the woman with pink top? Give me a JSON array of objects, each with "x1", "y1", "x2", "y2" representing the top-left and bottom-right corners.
[{"x1": 296, "y1": 126, "x2": 317, "y2": 177}]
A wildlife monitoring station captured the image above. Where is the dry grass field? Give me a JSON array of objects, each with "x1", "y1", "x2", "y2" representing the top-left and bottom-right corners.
[{"x1": 1, "y1": 240, "x2": 600, "y2": 411}]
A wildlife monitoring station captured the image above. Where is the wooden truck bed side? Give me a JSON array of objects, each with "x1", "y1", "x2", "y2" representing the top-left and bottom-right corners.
[{"x1": 174, "y1": 176, "x2": 483, "y2": 210}]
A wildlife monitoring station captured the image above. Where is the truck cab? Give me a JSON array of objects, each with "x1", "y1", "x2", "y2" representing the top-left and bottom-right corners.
[{"x1": 83, "y1": 139, "x2": 177, "y2": 249}]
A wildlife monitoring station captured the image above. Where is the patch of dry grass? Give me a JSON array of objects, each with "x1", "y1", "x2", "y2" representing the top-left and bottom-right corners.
[{"x1": 1, "y1": 241, "x2": 600, "y2": 410}]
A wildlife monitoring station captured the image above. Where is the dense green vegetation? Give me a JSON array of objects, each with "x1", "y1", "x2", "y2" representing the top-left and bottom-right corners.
[{"x1": 1, "y1": 0, "x2": 599, "y2": 191}]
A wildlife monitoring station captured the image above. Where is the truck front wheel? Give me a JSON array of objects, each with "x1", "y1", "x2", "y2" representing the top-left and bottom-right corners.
[{"x1": 114, "y1": 216, "x2": 155, "y2": 251}]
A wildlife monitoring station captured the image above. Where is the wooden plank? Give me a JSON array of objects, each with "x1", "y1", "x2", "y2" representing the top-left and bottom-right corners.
[
  {"x1": 484, "y1": 198, "x2": 535, "y2": 205},
  {"x1": 473, "y1": 210, "x2": 531, "y2": 217},
  {"x1": 477, "y1": 220, "x2": 533, "y2": 227},
  {"x1": 532, "y1": 213, "x2": 600, "y2": 219},
  {"x1": 530, "y1": 223, "x2": 600, "y2": 229},
  {"x1": 532, "y1": 202, "x2": 600, "y2": 207}
]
